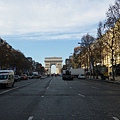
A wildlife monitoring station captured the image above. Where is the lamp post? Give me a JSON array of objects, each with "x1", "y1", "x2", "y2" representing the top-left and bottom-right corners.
[
  {"x1": 114, "y1": 54, "x2": 117, "y2": 77},
  {"x1": 69, "y1": 53, "x2": 73, "y2": 69},
  {"x1": 78, "y1": 42, "x2": 81, "y2": 68},
  {"x1": 111, "y1": 49, "x2": 115, "y2": 81}
]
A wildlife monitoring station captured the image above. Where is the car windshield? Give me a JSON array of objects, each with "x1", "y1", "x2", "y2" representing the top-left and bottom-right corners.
[
  {"x1": 81, "y1": 74, "x2": 84, "y2": 76},
  {"x1": 15, "y1": 75, "x2": 18, "y2": 77},
  {"x1": 0, "y1": 75, "x2": 8, "y2": 80},
  {"x1": 21, "y1": 74, "x2": 26, "y2": 76}
]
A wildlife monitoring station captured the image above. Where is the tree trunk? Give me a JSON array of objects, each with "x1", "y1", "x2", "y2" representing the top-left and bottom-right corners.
[{"x1": 111, "y1": 49, "x2": 115, "y2": 81}]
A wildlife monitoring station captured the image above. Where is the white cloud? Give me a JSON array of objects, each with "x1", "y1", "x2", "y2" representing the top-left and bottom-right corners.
[{"x1": 0, "y1": 0, "x2": 115, "y2": 39}]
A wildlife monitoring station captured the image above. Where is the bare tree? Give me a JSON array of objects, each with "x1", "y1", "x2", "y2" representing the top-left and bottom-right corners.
[
  {"x1": 73, "y1": 53, "x2": 80, "y2": 68},
  {"x1": 104, "y1": 0, "x2": 120, "y2": 80},
  {"x1": 80, "y1": 33, "x2": 95, "y2": 78},
  {"x1": 96, "y1": 21, "x2": 105, "y2": 64},
  {"x1": 105, "y1": 0, "x2": 120, "y2": 28}
]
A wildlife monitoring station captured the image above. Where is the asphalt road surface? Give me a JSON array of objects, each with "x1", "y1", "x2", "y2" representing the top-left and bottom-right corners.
[{"x1": 0, "y1": 76, "x2": 120, "y2": 120}]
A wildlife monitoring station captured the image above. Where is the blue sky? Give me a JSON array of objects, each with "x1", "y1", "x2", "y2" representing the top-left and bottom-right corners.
[{"x1": 0, "y1": 0, "x2": 115, "y2": 68}]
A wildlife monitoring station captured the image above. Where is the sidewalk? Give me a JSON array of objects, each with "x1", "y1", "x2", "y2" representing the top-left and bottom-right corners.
[
  {"x1": 87, "y1": 76, "x2": 120, "y2": 85},
  {"x1": 108, "y1": 76, "x2": 120, "y2": 84}
]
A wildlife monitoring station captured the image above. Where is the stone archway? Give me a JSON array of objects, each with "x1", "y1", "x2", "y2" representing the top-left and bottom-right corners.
[{"x1": 44, "y1": 57, "x2": 62, "y2": 74}]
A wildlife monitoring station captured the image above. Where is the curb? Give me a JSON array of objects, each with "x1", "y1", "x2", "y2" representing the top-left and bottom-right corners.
[{"x1": 86, "y1": 78, "x2": 120, "y2": 85}]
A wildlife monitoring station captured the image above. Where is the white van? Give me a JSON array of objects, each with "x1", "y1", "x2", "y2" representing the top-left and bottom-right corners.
[{"x1": 0, "y1": 70, "x2": 14, "y2": 88}]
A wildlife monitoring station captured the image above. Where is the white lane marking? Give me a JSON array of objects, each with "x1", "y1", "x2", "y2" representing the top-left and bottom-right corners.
[
  {"x1": 0, "y1": 82, "x2": 33, "y2": 95},
  {"x1": 28, "y1": 116, "x2": 33, "y2": 120},
  {"x1": 65, "y1": 82, "x2": 67, "y2": 85},
  {"x1": 113, "y1": 117, "x2": 119, "y2": 120},
  {"x1": 47, "y1": 87, "x2": 49, "y2": 89},
  {"x1": 81, "y1": 83, "x2": 85, "y2": 85},
  {"x1": 50, "y1": 81, "x2": 52, "y2": 85},
  {"x1": 92, "y1": 86, "x2": 99, "y2": 89},
  {"x1": 41, "y1": 96, "x2": 44, "y2": 98},
  {"x1": 63, "y1": 81, "x2": 67, "y2": 85},
  {"x1": 78, "y1": 93, "x2": 85, "y2": 97},
  {"x1": 0, "y1": 89, "x2": 14, "y2": 95}
]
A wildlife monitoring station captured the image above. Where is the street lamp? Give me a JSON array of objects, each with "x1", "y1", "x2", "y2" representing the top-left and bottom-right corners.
[
  {"x1": 78, "y1": 42, "x2": 81, "y2": 68},
  {"x1": 69, "y1": 53, "x2": 73, "y2": 69}
]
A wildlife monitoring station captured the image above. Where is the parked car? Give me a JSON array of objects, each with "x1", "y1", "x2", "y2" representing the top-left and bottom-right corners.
[
  {"x1": 29, "y1": 75, "x2": 34, "y2": 79},
  {"x1": 0, "y1": 70, "x2": 14, "y2": 88},
  {"x1": 78, "y1": 74, "x2": 85, "y2": 79},
  {"x1": 14, "y1": 75, "x2": 20, "y2": 82},
  {"x1": 33, "y1": 74, "x2": 41, "y2": 79},
  {"x1": 20, "y1": 74, "x2": 28, "y2": 80}
]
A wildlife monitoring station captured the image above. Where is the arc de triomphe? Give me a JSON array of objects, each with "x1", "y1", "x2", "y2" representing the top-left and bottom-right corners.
[{"x1": 44, "y1": 57, "x2": 63, "y2": 74}]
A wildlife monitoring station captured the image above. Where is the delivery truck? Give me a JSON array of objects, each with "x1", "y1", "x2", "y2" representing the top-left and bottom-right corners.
[
  {"x1": 62, "y1": 70, "x2": 73, "y2": 80},
  {"x1": 0, "y1": 70, "x2": 14, "y2": 88},
  {"x1": 70, "y1": 68, "x2": 84, "y2": 77}
]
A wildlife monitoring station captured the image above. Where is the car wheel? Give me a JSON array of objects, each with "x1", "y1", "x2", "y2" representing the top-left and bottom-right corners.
[
  {"x1": 12, "y1": 83, "x2": 14, "y2": 87},
  {"x1": 1, "y1": 84, "x2": 6, "y2": 88}
]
